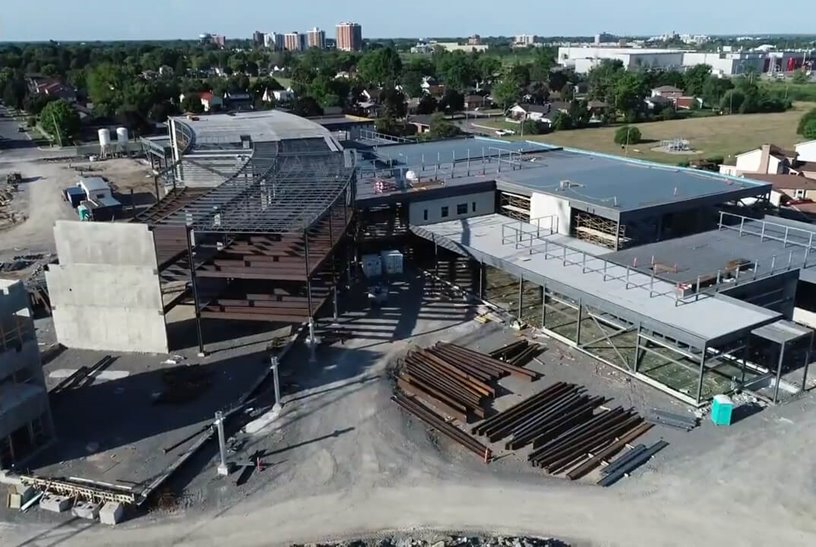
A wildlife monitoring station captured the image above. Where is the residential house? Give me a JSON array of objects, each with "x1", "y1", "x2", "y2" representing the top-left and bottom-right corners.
[
  {"x1": 224, "y1": 91, "x2": 253, "y2": 111},
  {"x1": 33, "y1": 80, "x2": 77, "y2": 103},
  {"x1": 407, "y1": 114, "x2": 434, "y2": 134},
  {"x1": 644, "y1": 95, "x2": 674, "y2": 111},
  {"x1": 421, "y1": 77, "x2": 445, "y2": 96},
  {"x1": 719, "y1": 144, "x2": 797, "y2": 176},
  {"x1": 741, "y1": 173, "x2": 816, "y2": 207},
  {"x1": 180, "y1": 92, "x2": 223, "y2": 113},
  {"x1": 797, "y1": 140, "x2": 816, "y2": 162},
  {"x1": 272, "y1": 88, "x2": 295, "y2": 103},
  {"x1": 651, "y1": 85, "x2": 684, "y2": 100},
  {"x1": 360, "y1": 89, "x2": 381, "y2": 103},
  {"x1": 508, "y1": 102, "x2": 569, "y2": 124},
  {"x1": 675, "y1": 96, "x2": 703, "y2": 110},
  {"x1": 464, "y1": 95, "x2": 490, "y2": 110}
]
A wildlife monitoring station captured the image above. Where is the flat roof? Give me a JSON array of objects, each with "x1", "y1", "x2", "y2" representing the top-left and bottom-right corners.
[
  {"x1": 495, "y1": 148, "x2": 771, "y2": 217},
  {"x1": 414, "y1": 214, "x2": 779, "y2": 346},
  {"x1": 359, "y1": 139, "x2": 771, "y2": 218},
  {"x1": 605, "y1": 214, "x2": 816, "y2": 286},
  {"x1": 752, "y1": 319, "x2": 812, "y2": 345},
  {"x1": 171, "y1": 111, "x2": 337, "y2": 148},
  {"x1": 78, "y1": 177, "x2": 109, "y2": 192}
]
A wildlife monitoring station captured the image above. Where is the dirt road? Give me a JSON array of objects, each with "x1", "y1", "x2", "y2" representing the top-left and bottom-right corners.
[{"x1": 5, "y1": 278, "x2": 816, "y2": 547}]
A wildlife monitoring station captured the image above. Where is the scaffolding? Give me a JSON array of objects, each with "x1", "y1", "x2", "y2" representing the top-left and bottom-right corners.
[
  {"x1": 574, "y1": 212, "x2": 629, "y2": 250},
  {"x1": 499, "y1": 191, "x2": 531, "y2": 222}
]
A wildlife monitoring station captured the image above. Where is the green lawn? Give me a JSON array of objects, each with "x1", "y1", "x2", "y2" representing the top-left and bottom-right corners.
[{"x1": 510, "y1": 102, "x2": 811, "y2": 165}]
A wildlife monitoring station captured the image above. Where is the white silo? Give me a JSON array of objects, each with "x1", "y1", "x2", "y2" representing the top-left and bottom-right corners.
[
  {"x1": 116, "y1": 127, "x2": 129, "y2": 155},
  {"x1": 98, "y1": 128, "x2": 111, "y2": 157}
]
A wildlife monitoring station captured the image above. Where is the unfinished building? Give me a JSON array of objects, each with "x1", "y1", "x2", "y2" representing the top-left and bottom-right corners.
[
  {"x1": 48, "y1": 115, "x2": 816, "y2": 407},
  {"x1": 0, "y1": 280, "x2": 54, "y2": 467}
]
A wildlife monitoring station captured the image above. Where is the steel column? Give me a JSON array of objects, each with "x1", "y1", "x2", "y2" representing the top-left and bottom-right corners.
[
  {"x1": 517, "y1": 276, "x2": 523, "y2": 318},
  {"x1": 271, "y1": 355, "x2": 282, "y2": 410},
  {"x1": 215, "y1": 411, "x2": 230, "y2": 476},
  {"x1": 803, "y1": 331, "x2": 814, "y2": 394},
  {"x1": 633, "y1": 325, "x2": 642, "y2": 372},
  {"x1": 575, "y1": 299, "x2": 583, "y2": 343},
  {"x1": 695, "y1": 345, "x2": 708, "y2": 404},
  {"x1": 774, "y1": 341, "x2": 786, "y2": 404},
  {"x1": 304, "y1": 229, "x2": 316, "y2": 345},
  {"x1": 185, "y1": 226, "x2": 205, "y2": 356}
]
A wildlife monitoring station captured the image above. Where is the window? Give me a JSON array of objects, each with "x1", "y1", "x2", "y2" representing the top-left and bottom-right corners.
[
  {"x1": 441, "y1": 206, "x2": 449, "y2": 218},
  {"x1": 471, "y1": 202, "x2": 477, "y2": 212},
  {"x1": 423, "y1": 209, "x2": 428, "y2": 221},
  {"x1": 794, "y1": 189, "x2": 806, "y2": 199},
  {"x1": 456, "y1": 203, "x2": 468, "y2": 215}
]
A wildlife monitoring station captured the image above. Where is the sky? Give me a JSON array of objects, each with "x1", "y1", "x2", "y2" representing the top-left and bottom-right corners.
[{"x1": 1, "y1": 0, "x2": 814, "y2": 42}]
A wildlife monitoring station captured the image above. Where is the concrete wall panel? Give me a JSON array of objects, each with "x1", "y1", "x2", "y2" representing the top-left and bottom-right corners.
[
  {"x1": 530, "y1": 193, "x2": 571, "y2": 235},
  {"x1": 54, "y1": 221, "x2": 158, "y2": 267},
  {"x1": 48, "y1": 221, "x2": 168, "y2": 354},
  {"x1": 409, "y1": 191, "x2": 495, "y2": 226}
]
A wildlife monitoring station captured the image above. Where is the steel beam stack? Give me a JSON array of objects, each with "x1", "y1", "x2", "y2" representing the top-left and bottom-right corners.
[
  {"x1": 472, "y1": 382, "x2": 653, "y2": 477},
  {"x1": 488, "y1": 339, "x2": 545, "y2": 367}
]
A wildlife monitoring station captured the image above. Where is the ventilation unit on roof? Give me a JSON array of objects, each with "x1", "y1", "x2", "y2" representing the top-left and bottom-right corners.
[{"x1": 558, "y1": 180, "x2": 582, "y2": 190}]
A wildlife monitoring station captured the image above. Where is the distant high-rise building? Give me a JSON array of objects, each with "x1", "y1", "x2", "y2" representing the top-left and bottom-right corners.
[
  {"x1": 307, "y1": 27, "x2": 326, "y2": 49},
  {"x1": 264, "y1": 33, "x2": 285, "y2": 50},
  {"x1": 514, "y1": 34, "x2": 536, "y2": 47},
  {"x1": 211, "y1": 34, "x2": 226, "y2": 48},
  {"x1": 252, "y1": 31, "x2": 264, "y2": 47},
  {"x1": 284, "y1": 32, "x2": 302, "y2": 52},
  {"x1": 336, "y1": 22, "x2": 363, "y2": 52}
]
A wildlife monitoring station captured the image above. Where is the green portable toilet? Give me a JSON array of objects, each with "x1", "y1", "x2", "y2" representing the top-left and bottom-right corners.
[{"x1": 711, "y1": 394, "x2": 734, "y2": 426}]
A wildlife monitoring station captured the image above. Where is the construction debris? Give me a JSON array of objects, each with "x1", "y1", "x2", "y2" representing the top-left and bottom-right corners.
[
  {"x1": 50, "y1": 355, "x2": 115, "y2": 395},
  {"x1": 647, "y1": 408, "x2": 699, "y2": 431},
  {"x1": 154, "y1": 365, "x2": 213, "y2": 405}
]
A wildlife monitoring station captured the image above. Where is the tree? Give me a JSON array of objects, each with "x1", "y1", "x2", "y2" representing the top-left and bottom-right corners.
[
  {"x1": 402, "y1": 70, "x2": 423, "y2": 98},
  {"x1": 587, "y1": 59, "x2": 624, "y2": 102},
  {"x1": 802, "y1": 119, "x2": 816, "y2": 140},
  {"x1": 40, "y1": 99, "x2": 80, "y2": 145},
  {"x1": 702, "y1": 76, "x2": 734, "y2": 108},
  {"x1": 683, "y1": 64, "x2": 712, "y2": 96},
  {"x1": 375, "y1": 116, "x2": 400, "y2": 137},
  {"x1": 416, "y1": 95, "x2": 438, "y2": 115},
  {"x1": 522, "y1": 119, "x2": 546, "y2": 135},
  {"x1": 548, "y1": 70, "x2": 569, "y2": 93},
  {"x1": 291, "y1": 96, "x2": 324, "y2": 117},
  {"x1": 379, "y1": 88, "x2": 406, "y2": 119},
  {"x1": 550, "y1": 111, "x2": 573, "y2": 131},
  {"x1": 476, "y1": 56, "x2": 502, "y2": 83},
  {"x1": 614, "y1": 125, "x2": 642, "y2": 145},
  {"x1": 180, "y1": 94, "x2": 204, "y2": 114},
  {"x1": 791, "y1": 69, "x2": 810, "y2": 85},
  {"x1": 798, "y1": 108, "x2": 816, "y2": 136},
  {"x1": 438, "y1": 89, "x2": 464, "y2": 113},
  {"x1": 493, "y1": 73, "x2": 521, "y2": 111},
  {"x1": 358, "y1": 47, "x2": 402, "y2": 86},
  {"x1": 427, "y1": 113, "x2": 461, "y2": 139},
  {"x1": 612, "y1": 72, "x2": 648, "y2": 120},
  {"x1": 720, "y1": 89, "x2": 746, "y2": 114}
]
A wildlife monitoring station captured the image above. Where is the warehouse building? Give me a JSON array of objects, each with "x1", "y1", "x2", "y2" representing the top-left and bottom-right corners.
[{"x1": 49, "y1": 114, "x2": 815, "y2": 407}]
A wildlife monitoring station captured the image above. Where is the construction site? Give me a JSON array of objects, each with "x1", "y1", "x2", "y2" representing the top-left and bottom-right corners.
[{"x1": 2, "y1": 110, "x2": 816, "y2": 546}]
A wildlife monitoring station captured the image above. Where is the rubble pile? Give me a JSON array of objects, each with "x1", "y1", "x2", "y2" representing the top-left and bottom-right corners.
[{"x1": 293, "y1": 535, "x2": 569, "y2": 547}]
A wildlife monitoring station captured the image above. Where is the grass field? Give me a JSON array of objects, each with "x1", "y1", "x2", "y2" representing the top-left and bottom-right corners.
[{"x1": 516, "y1": 102, "x2": 812, "y2": 164}]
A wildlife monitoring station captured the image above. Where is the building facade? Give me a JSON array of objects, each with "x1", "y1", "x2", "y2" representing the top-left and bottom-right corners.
[
  {"x1": 336, "y1": 22, "x2": 363, "y2": 52},
  {"x1": 284, "y1": 32, "x2": 302, "y2": 52},
  {"x1": 307, "y1": 27, "x2": 326, "y2": 49}
]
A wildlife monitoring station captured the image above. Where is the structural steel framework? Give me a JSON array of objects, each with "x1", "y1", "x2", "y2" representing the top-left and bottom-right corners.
[{"x1": 135, "y1": 143, "x2": 355, "y2": 354}]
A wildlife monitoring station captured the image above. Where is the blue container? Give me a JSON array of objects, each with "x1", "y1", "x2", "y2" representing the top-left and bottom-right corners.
[{"x1": 711, "y1": 395, "x2": 734, "y2": 426}]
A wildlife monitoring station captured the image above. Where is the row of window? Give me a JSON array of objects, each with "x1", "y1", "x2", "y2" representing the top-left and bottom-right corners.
[{"x1": 423, "y1": 201, "x2": 477, "y2": 221}]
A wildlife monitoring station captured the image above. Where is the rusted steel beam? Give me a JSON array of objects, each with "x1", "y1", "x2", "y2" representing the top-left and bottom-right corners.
[{"x1": 566, "y1": 422, "x2": 653, "y2": 480}]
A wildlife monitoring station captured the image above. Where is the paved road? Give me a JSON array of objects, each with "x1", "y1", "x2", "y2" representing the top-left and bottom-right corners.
[{"x1": 0, "y1": 104, "x2": 74, "y2": 163}]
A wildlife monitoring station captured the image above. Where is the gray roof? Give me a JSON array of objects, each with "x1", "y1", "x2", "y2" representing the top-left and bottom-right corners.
[
  {"x1": 414, "y1": 214, "x2": 779, "y2": 346},
  {"x1": 495, "y1": 148, "x2": 771, "y2": 219},
  {"x1": 369, "y1": 137, "x2": 542, "y2": 165},
  {"x1": 171, "y1": 111, "x2": 338, "y2": 149},
  {"x1": 752, "y1": 320, "x2": 812, "y2": 345},
  {"x1": 605, "y1": 214, "x2": 816, "y2": 286}
]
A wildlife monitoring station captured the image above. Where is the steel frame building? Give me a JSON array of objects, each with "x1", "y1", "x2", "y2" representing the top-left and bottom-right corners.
[{"x1": 135, "y1": 115, "x2": 355, "y2": 354}]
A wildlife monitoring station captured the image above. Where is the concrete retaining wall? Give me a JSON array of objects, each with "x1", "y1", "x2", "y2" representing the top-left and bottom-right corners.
[{"x1": 47, "y1": 221, "x2": 168, "y2": 354}]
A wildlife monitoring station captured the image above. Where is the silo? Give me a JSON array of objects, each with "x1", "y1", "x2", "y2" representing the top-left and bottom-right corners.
[
  {"x1": 98, "y1": 128, "x2": 110, "y2": 157},
  {"x1": 116, "y1": 127, "x2": 129, "y2": 156}
]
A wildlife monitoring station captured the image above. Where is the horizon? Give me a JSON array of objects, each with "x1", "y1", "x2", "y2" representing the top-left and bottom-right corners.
[{"x1": 2, "y1": 0, "x2": 815, "y2": 42}]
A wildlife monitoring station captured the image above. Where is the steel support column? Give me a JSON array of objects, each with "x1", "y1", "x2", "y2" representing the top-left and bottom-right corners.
[
  {"x1": 517, "y1": 276, "x2": 523, "y2": 318},
  {"x1": 774, "y1": 340, "x2": 786, "y2": 404},
  {"x1": 575, "y1": 298, "x2": 583, "y2": 343},
  {"x1": 633, "y1": 325, "x2": 642, "y2": 372},
  {"x1": 304, "y1": 229, "x2": 316, "y2": 345},
  {"x1": 328, "y1": 212, "x2": 338, "y2": 320},
  {"x1": 803, "y1": 331, "x2": 815, "y2": 394},
  {"x1": 540, "y1": 284, "x2": 546, "y2": 327},
  {"x1": 695, "y1": 344, "x2": 708, "y2": 404},
  {"x1": 186, "y1": 226, "x2": 205, "y2": 356}
]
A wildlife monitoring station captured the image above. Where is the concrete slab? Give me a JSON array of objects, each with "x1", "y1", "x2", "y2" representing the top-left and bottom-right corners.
[
  {"x1": 99, "y1": 501, "x2": 125, "y2": 525},
  {"x1": 39, "y1": 493, "x2": 73, "y2": 513},
  {"x1": 71, "y1": 500, "x2": 101, "y2": 520}
]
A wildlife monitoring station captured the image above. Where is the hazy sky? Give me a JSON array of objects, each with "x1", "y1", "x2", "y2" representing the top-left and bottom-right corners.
[{"x1": 2, "y1": 0, "x2": 813, "y2": 42}]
